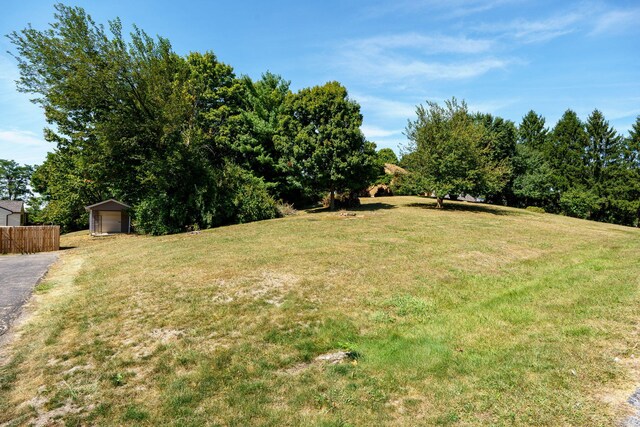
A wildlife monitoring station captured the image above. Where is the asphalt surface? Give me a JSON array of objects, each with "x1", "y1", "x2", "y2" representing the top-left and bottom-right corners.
[
  {"x1": 625, "y1": 388, "x2": 640, "y2": 427},
  {"x1": 0, "y1": 253, "x2": 58, "y2": 337}
]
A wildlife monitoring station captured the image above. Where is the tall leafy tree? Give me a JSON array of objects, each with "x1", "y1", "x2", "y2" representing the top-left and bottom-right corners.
[
  {"x1": 276, "y1": 82, "x2": 377, "y2": 209},
  {"x1": 10, "y1": 4, "x2": 276, "y2": 233},
  {"x1": 404, "y1": 98, "x2": 509, "y2": 208}
]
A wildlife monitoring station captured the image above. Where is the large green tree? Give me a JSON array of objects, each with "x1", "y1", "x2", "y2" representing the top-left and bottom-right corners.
[
  {"x1": 377, "y1": 148, "x2": 399, "y2": 165},
  {"x1": 511, "y1": 111, "x2": 556, "y2": 209},
  {"x1": 626, "y1": 116, "x2": 640, "y2": 226},
  {"x1": 585, "y1": 109, "x2": 622, "y2": 186},
  {"x1": 548, "y1": 110, "x2": 589, "y2": 192},
  {"x1": 235, "y1": 72, "x2": 292, "y2": 199},
  {"x1": 0, "y1": 159, "x2": 34, "y2": 201},
  {"x1": 404, "y1": 98, "x2": 509, "y2": 208},
  {"x1": 276, "y1": 82, "x2": 377, "y2": 210},
  {"x1": 10, "y1": 4, "x2": 276, "y2": 233},
  {"x1": 475, "y1": 113, "x2": 517, "y2": 205}
]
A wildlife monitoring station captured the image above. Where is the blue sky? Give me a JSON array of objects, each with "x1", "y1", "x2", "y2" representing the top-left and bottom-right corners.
[{"x1": 1, "y1": 0, "x2": 639, "y2": 165}]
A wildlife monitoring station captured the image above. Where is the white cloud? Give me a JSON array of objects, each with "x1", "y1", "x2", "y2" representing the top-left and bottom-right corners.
[
  {"x1": 0, "y1": 54, "x2": 20, "y2": 83},
  {"x1": 467, "y1": 98, "x2": 519, "y2": 115},
  {"x1": 335, "y1": 33, "x2": 511, "y2": 85},
  {"x1": 381, "y1": 57, "x2": 509, "y2": 80},
  {"x1": 474, "y1": 4, "x2": 640, "y2": 43},
  {"x1": 361, "y1": 124, "x2": 403, "y2": 139},
  {"x1": 351, "y1": 33, "x2": 494, "y2": 55},
  {"x1": 0, "y1": 130, "x2": 48, "y2": 148},
  {"x1": 352, "y1": 93, "x2": 417, "y2": 119},
  {"x1": 364, "y1": 0, "x2": 520, "y2": 20},
  {"x1": 327, "y1": 30, "x2": 513, "y2": 88},
  {"x1": 474, "y1": 11, "x2": 585, "y2": 43},
  {"x1": 591, "y1": 8, "x2": 640, "y2": 35}
]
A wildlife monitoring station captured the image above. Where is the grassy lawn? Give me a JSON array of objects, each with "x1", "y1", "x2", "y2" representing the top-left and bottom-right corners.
[{"x1": 1, "y1": 196, "x2": 639, "y2": 426}]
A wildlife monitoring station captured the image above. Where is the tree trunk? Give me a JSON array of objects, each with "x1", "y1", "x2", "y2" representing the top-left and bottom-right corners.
[
  {"x1": 329, "y1": 190, "x2": 335, "y2": 211},
  {"x1": 436, "y1": 197, "x2": 444, "y2": 209}
]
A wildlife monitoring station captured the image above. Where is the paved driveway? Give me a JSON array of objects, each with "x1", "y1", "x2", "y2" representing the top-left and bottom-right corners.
[{"x1": 0, "y1": 253, "x2": 59, "y2": 336}]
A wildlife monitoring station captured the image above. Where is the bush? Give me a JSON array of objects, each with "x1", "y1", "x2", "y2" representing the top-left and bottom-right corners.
[
  {"x1": 525, "y1": 206, "x2": 545, "y2": 213},
  {"x1": 559, "y1": 189, "x2": 600, "y2": 219},
  {"x1": 276, "y1": 201, "x2": 298, "y2": 217},
  {"x1": 134, "y1": 193, "x2": 185, "y2": 235},
  {"x1": 231, "y1": 174, "x2": 279, "y2": 224},
  {"x1": 134, "y1": 164, "x2": 278, "y2": 235}
]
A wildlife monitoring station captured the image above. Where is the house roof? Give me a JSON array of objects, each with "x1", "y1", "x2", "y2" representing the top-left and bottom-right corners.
[
  {"x1": 85, "y1": 199, "x2": 131, "y2": 211},
  {"x1": 0, "y1": 200, "x2": 24, "y2": 213}
]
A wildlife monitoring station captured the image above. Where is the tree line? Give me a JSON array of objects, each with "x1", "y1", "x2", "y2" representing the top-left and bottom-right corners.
[
  {"x1": 7, "y1": 4, "x2": 639, "y2": 233},
  {"x1": 399, "y1": 99, "x2": 640, "y2": 226},
  {"x1": 9, "y1": 4, "x2": 377, "y2": 234}
]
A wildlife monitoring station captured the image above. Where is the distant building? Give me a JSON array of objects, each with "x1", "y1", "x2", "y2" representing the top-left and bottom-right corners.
[
  {"x1": 0, "y1": 200, "x2": 25, "y2": 226},
  {"x1": 85, "y1": 199, "x2": 131, "y2": 235}
]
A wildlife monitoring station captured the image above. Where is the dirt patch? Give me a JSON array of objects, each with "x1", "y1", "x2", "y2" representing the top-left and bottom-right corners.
[
  {"x1": 455, "y1": 245, "x2": 543, "y2": 272},
  {"x1": 149, "y1": 328, "x2": 185, "y2": 343},
  {"x1": 213, "y1": 271, "x2": 301, "y2": 307},
  {"x1": 29, "y1": 402, "x2": 94, "y2": 427},
  {"x1": 283, "y1": 350, "x2": 357, "y2": 374}
]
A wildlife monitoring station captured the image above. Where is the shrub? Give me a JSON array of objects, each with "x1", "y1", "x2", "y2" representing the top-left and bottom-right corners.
[
  {"x1": 134, "y1": 164, "x2": 278, "y2": 235},
  {"x1": 559, "y1": 189, "x2": 600, "y2": 219},
  {"x1": 525, "y1": 206, "x2": 545, "y2": 213},
  {"x1": 231, "y1": 174, "x2": 279, "y2": 224},
  {"x1": 276, "y1": 201, "x2": 298, "y2": 217},
  {"x1": 134, "y1": 193, "x2": 185, "y2": 235}
]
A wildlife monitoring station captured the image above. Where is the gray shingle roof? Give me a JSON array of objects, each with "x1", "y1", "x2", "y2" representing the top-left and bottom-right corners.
[{"x1": 0, "y1": 200, "x2": 24, "y2": 213}]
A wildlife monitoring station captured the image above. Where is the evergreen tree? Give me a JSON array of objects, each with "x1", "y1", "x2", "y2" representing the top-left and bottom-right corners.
[
  {"x1": 585, "y1": 109, "x2": 621, "y2": 186},
  {"x1": 548, "y1": 110, "x2": 589, "y2": 192},
  {"x1": 377, "y1": 148, "x2": 399, "y2": 165},
  {"x1": 475, "y1": 113, "x2": 517, "y2": 205},
  {"x1": 518, "y1": 110, "x2": 548, "y2": 150},
  {"x1": 512, "y1": 111, "x2": 556, "y2": 210},
  {"x1": 235, "y1": 72, "x2": 292, "y2": 197}
]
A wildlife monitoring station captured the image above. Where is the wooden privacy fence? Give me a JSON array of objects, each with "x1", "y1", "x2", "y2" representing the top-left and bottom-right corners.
[{"x1": 0, "y1": 226, "x2": 60, "y2": 254}]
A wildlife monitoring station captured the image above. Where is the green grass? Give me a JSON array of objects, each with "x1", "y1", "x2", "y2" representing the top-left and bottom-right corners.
[{"x1": 1, "y1": 196, "x2": 639, "y2": 425}]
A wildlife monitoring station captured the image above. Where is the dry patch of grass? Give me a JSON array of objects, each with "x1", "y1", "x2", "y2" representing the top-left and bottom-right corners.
[{"x1": 1, "y1": 196, "x2": 639, "y2": 426}]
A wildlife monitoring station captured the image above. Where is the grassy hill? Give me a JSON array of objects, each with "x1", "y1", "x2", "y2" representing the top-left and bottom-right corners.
[{"x1": 1, "y1": 196, "x2": 639, "y2": 426}]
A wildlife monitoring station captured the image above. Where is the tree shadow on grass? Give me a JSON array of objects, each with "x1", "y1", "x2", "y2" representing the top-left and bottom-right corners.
[
  {"x1": 407, "y1": 201, "x2": 518, "y2": 216},
  {"x1": 306, "y1": 202, "x2": 397, "y2": 214}
]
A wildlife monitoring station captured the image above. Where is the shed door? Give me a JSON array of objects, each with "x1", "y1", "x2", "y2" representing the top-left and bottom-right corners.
[{"x1": 101, "y1": 211, "x2": 122, "y2": 233}]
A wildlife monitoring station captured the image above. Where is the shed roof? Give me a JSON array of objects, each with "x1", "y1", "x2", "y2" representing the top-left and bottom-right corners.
[
  {"x1": 85, "y1": 199, "x2": 131, "y2": 211},
  {"x1": 0, "y1": 200, "x2": 24, "y2": 213}
]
